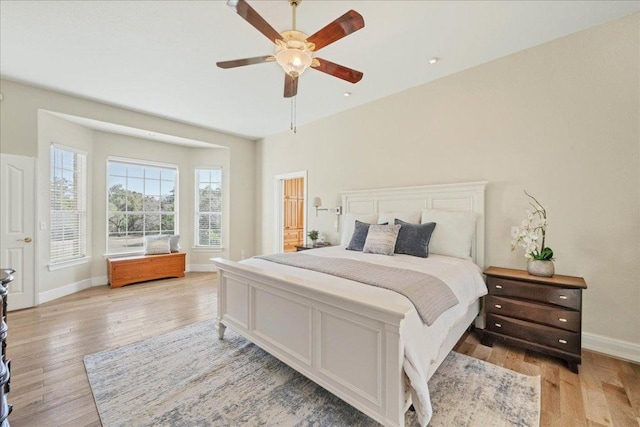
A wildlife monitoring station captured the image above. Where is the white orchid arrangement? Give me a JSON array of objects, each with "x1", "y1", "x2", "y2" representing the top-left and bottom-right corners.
[{"x1": 510, "y1": 191, "x2": 554, "y2": 261}]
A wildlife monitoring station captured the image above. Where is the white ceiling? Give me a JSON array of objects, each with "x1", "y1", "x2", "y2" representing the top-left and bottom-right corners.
[{"x1": 1, "y1": 1, "x2": 638, "y2": 140}]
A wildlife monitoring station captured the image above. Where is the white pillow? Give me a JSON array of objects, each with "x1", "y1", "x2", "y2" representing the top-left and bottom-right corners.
[
  {"x1": 378, "y1": 211, "x2": 421, "y2": 225},
  {"x1": 421, "y1": 209, "x2": 478, "y2": 260},
  {"x1": 145, "y1": 235, "x2": 171, "y2": 255},
  {"x1": 340, "y1": 213, "x2": 379, "y2": 247}
]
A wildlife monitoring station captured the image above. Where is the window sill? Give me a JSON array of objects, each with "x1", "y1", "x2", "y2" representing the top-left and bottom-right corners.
[
  {"x1": 191, "y1": 247, "x2": 225, "y2": 253},
  {"x1": 48, "y1": 256, "x2": 91, "y2": 271}
]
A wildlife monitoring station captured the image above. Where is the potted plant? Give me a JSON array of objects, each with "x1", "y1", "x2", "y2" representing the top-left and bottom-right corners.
[
  {"x1": 307, "y1": 230, "x2": 319, "y2": 247},
  {"x1": 510, "y1": 191, "x2": 555, "y2": 277}
]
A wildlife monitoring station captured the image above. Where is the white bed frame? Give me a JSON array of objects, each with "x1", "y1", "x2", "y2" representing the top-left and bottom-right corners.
[{"x1": 212, "y1": 181, "x2": 487, "y2": 427}]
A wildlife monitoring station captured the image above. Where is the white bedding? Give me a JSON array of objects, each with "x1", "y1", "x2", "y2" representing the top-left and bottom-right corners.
[{"x1": 242, "y1": 245, "x2": 487, "y2": 426}]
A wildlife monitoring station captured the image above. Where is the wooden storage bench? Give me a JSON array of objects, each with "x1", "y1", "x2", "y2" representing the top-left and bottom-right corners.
[{"x1": 107, "y1": 252, "x2": 186, "y2": 288}]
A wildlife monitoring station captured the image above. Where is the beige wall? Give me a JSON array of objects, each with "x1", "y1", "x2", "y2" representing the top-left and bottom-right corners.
[
  {"x1": 1, "y1": 79, "x2": 256, "y2": 297},
  {"x1": 257, "y1": 14, "x2": 640, "y2": 348},
  {"x1": 36, "y1": 111, "x2": 94, "y2": 292}
]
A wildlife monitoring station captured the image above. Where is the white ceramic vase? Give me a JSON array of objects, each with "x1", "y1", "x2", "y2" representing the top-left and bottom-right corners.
[{"x1": 527, "y1": 260, "x2": 555, "y2": 277}]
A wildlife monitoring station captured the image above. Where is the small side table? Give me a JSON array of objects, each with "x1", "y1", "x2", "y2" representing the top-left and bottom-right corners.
[
  {"x1": 295, "y1": 243, "x2": 330, "y2": 252},
  {"x1": 481, "y1": 266, "x2": 587, "y2": 373}
]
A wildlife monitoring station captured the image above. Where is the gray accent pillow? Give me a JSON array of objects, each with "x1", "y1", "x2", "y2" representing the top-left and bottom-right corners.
[
  {"x1": 363, "y1": 224, "x2": 402, "y2": 256},
  {"x1": 394, "y1": 219, "x2": 437, "y2": 258},
  {"x1": 346, "y1": 220, "x2": 387, "y2": 251},
  {"x1": 169, "y1": 235, "x2": 181, "y2": 252}
]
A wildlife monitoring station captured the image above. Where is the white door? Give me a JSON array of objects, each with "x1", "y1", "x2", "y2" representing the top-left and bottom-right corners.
[{"x1": 0, "y1": 154, "x2": 36, "y2": 310}]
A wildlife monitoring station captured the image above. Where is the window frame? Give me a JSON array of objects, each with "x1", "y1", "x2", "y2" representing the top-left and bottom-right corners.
[
  {"x1": 194, "y1": 167, "x2": 223, "y2": 249},
  {"x1": 105, "y1": 157, "x2": 179, "y2": 256},
  {"x1": 49, "y1": 144, "x2": 88, "y2": 267}
]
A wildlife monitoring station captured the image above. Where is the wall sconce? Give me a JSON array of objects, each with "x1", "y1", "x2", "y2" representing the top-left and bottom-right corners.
[{"x1": 313, "y1": 197, "x2": 342, "y2": 217}]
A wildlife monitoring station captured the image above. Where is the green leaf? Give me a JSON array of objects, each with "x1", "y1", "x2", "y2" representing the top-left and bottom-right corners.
[{"x1": 539, "y1": 247, "x2": 554, "y2": 260}]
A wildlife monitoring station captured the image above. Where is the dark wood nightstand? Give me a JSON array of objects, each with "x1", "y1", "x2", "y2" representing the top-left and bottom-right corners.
[
  {"x1": 481, "y1": 266, "x2": 587, "y2": 373},
  {"x1": 296, "y1": 243, "x2": 330, "y2": 251}
]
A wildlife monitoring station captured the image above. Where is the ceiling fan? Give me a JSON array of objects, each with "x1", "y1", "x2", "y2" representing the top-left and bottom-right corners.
[{"x1": 217, "y1": 0, "x2": 365, "y2": 98}]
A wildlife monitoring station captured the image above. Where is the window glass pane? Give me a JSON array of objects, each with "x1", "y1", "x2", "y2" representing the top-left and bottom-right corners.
[
  {"x1": 144, "y1": 196, "x2": 160, "y2": 212},
  {"x1": 109, "y1": 162, "x2": 127, "y2": 177},
  {"x1": 127, "y1": 165, "x2": 144, "y2": 178},
  {"x1": 127, "y1": 177, "x2": 144, "y2": 195},
  {"x1": 210, "y1": 169, "x2": 222, "y2": 182},
  {"x1": 161, "y1": 214, "x2": 174, "y2": 232},
  {"x1": 50, "y1": 147, "x2": 86, "y2": 263},
  {"x1": 126, "y1": 233, "x2": 144, "y2": 250},
  {"x1": 145, "y1": 214, "x2": 161, "y2": 232},
  {"x1": 107, "y1": 160, "x2": 177, "y2": 253},
  {"x1": 145, "y1": 168, "x2": 161, "y2": 180},
  {"x1": 145, "y1": 179, "x2": 160, "y2": 196},
  {"x1": 127, "y1": 213, "x2": 144, "y2": 232},
  {"x1": 108, "y1": 213, "x2": 126, "y2": 233},
  {"x1": 109, "y1": 175, "x2": 126, "y2": 191},
  {"x1": 161, "y1": 169, "x2": 176, "y2": 181},
  {"x1": 195, "y1": 168, "x2": 222, "y2": 248}
]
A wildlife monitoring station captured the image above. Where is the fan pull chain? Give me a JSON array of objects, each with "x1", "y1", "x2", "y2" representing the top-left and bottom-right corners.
[{"x1": 290, "y1": 96, "x2": 297, "y2": 133}]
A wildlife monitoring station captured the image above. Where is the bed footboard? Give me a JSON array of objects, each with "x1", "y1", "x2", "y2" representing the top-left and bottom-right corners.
[{"x1": 212, "y1": 258, "x2": 409, "y2": 427}]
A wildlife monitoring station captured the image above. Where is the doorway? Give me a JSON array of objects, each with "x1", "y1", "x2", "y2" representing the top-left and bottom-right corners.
[
  {"x1": 274, "y1": 171, "x2": 307, "y2": 253},
  {"x1": 0, "y1": 154, "x2": 36, "y2": 310}
]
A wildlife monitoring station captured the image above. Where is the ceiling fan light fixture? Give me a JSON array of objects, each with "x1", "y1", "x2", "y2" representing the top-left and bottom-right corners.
[
  {"x1": 275, "y1": 30, "x2": 314, "y2": 78},
  {"x1": 276, "y1": 48, "x2": 312, "y2": 77}
]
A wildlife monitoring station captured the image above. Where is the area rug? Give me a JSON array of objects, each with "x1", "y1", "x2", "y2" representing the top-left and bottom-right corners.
[{"x1": 84, "y1": 321, "x2": 540, "y2": 427}]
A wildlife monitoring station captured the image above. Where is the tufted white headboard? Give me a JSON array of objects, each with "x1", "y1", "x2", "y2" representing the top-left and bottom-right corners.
[{"x1": 340, "y1": 181, "x2": 488, "y2": 268}]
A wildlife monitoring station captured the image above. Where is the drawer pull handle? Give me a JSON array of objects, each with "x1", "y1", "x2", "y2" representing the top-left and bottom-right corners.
[
  {"x1": 559, "y1": 295, "x2": 568, "y2": 300},
  {"x1": 495, "y1": 323, "x2": 502, "y2": 328},
  {"x1": 495, "y1": 285, "x2": 503, "y2": 289},
  {"x1": 558, "y1": 339, "x2": 567, "y2": 344},
  {"x1": 559, "y1": 318, "x2": 567, "y2": 322},
  {"x1": 494, "y1": 304, "x2": 502, "y2": 309}
]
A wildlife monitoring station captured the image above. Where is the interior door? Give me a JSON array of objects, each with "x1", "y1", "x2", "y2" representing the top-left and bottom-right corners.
[{"x1": 0, "y1": 154, "x2": 36, "y2": 310}]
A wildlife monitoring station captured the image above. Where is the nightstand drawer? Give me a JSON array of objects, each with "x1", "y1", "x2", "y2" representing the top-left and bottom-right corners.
[
  {"x1": 487, "y1": 313, "x2": 580, "y2": 354},
  {"x1": 486, "y1": 277, "x2": 581, "y2": 310},
  {"x1": 485, "y1": 296, "x2": 580, "y2": 332}
]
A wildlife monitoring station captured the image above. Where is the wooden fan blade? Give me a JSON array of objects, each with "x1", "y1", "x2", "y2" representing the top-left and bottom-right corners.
[
  {"x1": 307, "y1": 10, "x2": 364, "y2": 52},
  {"x1": 284, "y1": 74, "x2": 298, "y2": 98},
  {"x1": 312, "y1": 58, "x2": 363, "y2": 83},
  {"x1": 217, "y1": 55, "x2": 274, "y2": 69},
  {"x1": 227, "y1": 0, "x2": 283, "y2": 43}
]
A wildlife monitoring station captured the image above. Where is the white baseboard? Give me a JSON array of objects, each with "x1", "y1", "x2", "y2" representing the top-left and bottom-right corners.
[
  {"x1": 187, "y1": 264, "x2": 218, "y2": 272},
  {"x1": 582, "y1": 332, "x2": 640, "y2": 363},
  {"x1": 39, "y1": 278, "x2": 98, "y2": 304},
  {"x1": 92, "y1": 275, "x2": 108, "y2": 286}
]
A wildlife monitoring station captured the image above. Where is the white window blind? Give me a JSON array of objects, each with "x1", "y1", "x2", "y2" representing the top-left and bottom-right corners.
[
  {"x1": 50, "y1": 145, "x2": 87, "y2": 263},
  {"x1": 107, "y1": 159, "x2": 178, "y2": 254},
  {"x1": 195, "y1": 168, "x2": 222, "y2": 247}
]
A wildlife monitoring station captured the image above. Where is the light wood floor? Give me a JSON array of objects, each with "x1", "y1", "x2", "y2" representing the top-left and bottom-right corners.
[{"x1": 7, "y1": 273, "x2": 640, "y2": 427}]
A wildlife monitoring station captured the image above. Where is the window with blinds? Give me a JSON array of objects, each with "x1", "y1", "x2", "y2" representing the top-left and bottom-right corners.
[
  {"x1": 107, "y1": 159, "x2": 177, "y2": 254},
  {"x1": 50, "y1": 145, "x2": 87, "y2": 263},
  {"x1": 195, "y1": 168, "x2": 222, "y2": 247}
]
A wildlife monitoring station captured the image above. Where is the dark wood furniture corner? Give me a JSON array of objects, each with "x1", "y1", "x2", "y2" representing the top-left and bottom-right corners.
[
  {"x1": 0, "y1": 269, "x2": 14, "y2": 427},
  {"x1": 481, "y1": 266, "x2": 587, "y2": 373}
]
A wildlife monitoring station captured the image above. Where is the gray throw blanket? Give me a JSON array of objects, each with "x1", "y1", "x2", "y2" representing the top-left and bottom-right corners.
[{"x1": 255, "y1": 253, "x2": 459, "y2": 326}]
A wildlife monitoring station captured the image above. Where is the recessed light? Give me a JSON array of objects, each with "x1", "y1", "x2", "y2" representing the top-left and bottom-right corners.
[
  {"x1": 428, "y1": 57, "x2": 440, "y2": 65},
  {"x1": 344, "y1": 92, "x2": 352, "y2": 97}
]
